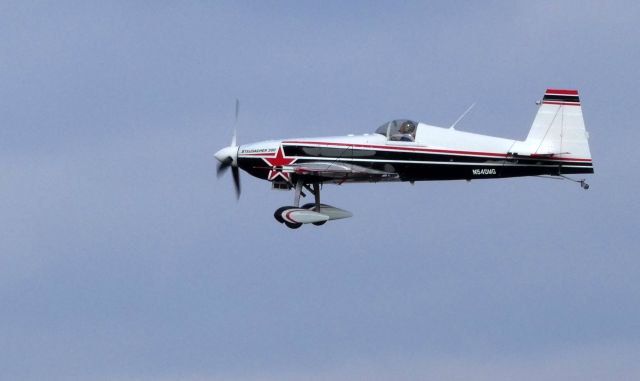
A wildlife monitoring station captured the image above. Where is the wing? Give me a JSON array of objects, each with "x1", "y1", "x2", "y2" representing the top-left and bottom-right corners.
[{"x1": 285, "y1": 161, "x2": 398, "y2": 182}]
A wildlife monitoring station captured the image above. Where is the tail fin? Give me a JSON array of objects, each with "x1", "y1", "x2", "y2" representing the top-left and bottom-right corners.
[{"x1": 520, "y1": 89, "x2": 592, "y2": 161}]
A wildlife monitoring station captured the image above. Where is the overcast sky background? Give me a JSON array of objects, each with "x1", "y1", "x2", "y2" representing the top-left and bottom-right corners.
[{"x1": 1, "y1": 1, "x2": 639, "y2": 380}]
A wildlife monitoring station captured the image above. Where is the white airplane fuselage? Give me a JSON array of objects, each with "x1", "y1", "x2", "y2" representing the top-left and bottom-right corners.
[
  {"x1": 235, "y1": 122, "x2": 593, "y2": 185},
  {"x1": 214, "y1": 89, "x2": 594, "y2": 228}
]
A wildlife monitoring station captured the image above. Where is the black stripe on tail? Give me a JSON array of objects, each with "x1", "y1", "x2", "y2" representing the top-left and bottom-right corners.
[{"x1": 542, "y1": 89, "x2": 580, "y2": 105}]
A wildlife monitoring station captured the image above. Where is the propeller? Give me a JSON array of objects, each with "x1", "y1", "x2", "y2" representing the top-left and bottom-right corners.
[
  {"x1": 215, "y1": 99, "x2": 241, "y2": 199},
  {"x1": 216, "y1": 156, "x2": 233, "y2": 177}
]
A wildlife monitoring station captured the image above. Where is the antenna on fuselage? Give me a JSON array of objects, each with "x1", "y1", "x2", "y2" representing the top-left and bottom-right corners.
[{"x1": 449, "y1": 102, "x2": 476, "y2": 130}]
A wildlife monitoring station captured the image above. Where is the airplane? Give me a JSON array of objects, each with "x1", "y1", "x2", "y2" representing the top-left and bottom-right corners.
[{"x1": 215, "y1": 89, "x2": 594, "y2": 229}]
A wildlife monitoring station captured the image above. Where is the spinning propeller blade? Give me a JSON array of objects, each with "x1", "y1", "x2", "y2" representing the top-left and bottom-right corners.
[
  {"x1": 232, "y1": 166, "x2": 241, "y2": 198},
  {"x1": 217, "y1": 156, "x2": 233, "y2": 178},
  {"x1": 215, "y1": 99, "x2": 242, "y2": 199}
]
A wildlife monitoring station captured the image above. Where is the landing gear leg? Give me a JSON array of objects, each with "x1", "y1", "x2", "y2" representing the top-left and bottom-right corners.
[
  {"x1": 310, "y1": 183, "x2": 326, "y2": 226},
  {"x1": 273, "y1": 179, "x2": 305, "y2": 227},
  {"x1": 275, "y1": 179, "x2": 304, "y2": 229},
  {"x1": 274, "y1": 180, "x2": 328, "y2": 229},
  {"x1": 293, "y1": 179, "x2": 303, "y2": 207},
  {"x1": 312, "y1": 183, "x2": 320, "y2": 211}
]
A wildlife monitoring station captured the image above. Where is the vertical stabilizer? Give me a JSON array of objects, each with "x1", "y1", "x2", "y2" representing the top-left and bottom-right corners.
[{"x1": 520, "y1": 89, "x2": 592, "y2": 160}]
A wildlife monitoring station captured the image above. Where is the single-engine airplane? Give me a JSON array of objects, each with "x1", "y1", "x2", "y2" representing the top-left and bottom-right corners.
[{"x1": 215, "y1": 89, "x2": 594, "y2": 229}]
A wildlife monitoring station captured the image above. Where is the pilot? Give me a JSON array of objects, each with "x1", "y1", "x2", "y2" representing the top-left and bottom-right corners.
[{"x1": 397, "y1": 121, "x2": 416, "y2": 141}]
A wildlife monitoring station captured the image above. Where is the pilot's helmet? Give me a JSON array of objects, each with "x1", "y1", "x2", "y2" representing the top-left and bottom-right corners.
[{"x1": 400, "y1": 121, "x2": 415, "y2": 133}]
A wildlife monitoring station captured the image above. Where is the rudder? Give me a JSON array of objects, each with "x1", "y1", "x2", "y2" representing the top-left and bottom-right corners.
[{"x1": 520, "y1": 89, "x2": 592, "y2": 161}]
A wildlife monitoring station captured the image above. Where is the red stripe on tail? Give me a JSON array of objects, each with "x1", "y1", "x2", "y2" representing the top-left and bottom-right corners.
[{"x1": 545, "y1": 89, "x2": 579, "y2": 95}]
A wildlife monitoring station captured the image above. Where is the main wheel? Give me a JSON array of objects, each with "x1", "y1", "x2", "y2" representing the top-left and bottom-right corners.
[
  {"x1": 312, "y1": 220, "x2": 326, "y2": 226},
  {"x1": 274, "y1": 206, "x2": 295, "y2": 223},
  {"x1": 285, "y1": 221, "x2": 302, "y2": 229}
]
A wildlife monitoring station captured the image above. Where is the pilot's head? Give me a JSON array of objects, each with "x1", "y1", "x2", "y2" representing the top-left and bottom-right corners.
[{"x1": 400, "y1": 121, "x2": 415, "y2": 133}]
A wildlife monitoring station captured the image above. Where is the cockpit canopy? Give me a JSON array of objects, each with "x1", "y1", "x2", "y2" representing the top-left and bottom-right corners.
[{"x1": 375, "y1": 119, "x2": 418, "y2": 142}]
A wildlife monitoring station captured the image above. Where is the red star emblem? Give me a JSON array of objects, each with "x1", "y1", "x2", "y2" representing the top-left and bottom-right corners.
[{"x1": 262, "y1": 146, "x2": 297, "y2": 182}]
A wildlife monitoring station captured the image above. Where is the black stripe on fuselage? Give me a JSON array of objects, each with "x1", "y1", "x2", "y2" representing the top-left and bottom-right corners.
[
  {"x1": 238, "y1": 145, "x2": 593, "y2": 182},
  {"x1": 237, "y1": 156, "x2": 593, "y2": 183}
]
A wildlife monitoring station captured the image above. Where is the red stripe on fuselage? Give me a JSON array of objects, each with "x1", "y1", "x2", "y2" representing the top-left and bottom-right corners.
[
  {"x1": 529, "y1": 154, "x2": 592, "y2": 162},
  {"x1": 281, "y1": 140, "x2": 592, "y2": 163}
]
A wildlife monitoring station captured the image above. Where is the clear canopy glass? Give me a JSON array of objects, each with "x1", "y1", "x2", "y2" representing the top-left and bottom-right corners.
[{"x1": 375, "y1": 119, "x2": 417, "y2": 141}]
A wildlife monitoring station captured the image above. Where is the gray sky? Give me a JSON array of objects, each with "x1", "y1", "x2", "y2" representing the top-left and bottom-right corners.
[{"x1": 1, "y1": 1, "x2": 639, "y2": 380}]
